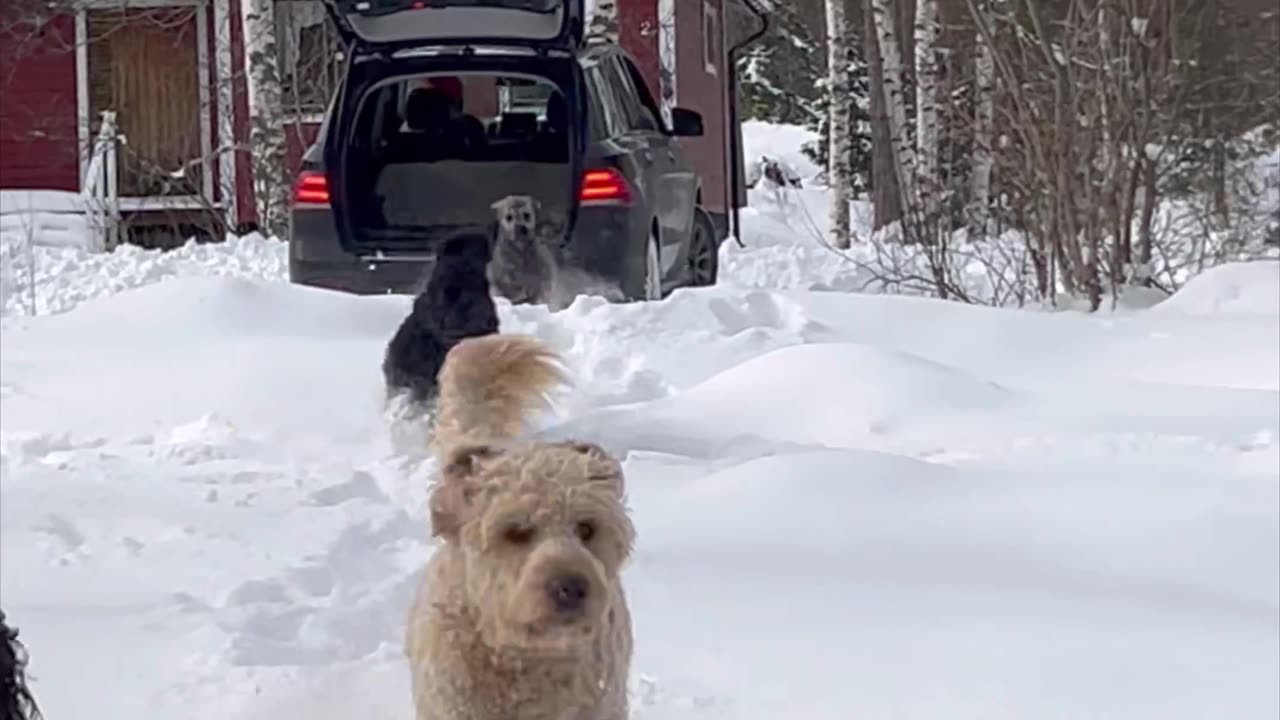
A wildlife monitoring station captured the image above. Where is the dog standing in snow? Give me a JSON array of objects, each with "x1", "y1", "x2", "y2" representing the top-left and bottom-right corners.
[
  {"x1": 486, "y1": 195, "x2": 559, "y2": 307},
  {"x1": 405, "y1": 334, "x2": 634, "y2": 720},
  {"x1": 382, "y1": 232, "x2": 500, "y2": 409}
]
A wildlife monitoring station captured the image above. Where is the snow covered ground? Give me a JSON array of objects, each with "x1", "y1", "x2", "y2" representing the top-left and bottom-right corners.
[{"x1": 2, "y1": 127, "x2": 1278, "y2": 718}]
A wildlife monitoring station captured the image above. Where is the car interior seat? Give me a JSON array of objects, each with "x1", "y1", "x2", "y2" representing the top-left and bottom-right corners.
[
  {"x1": 398, "y1": 87, "x2": 457, "y2": 161},
  {"x1": 534, "y1": 92, "x2": 569, "y2": 162}
]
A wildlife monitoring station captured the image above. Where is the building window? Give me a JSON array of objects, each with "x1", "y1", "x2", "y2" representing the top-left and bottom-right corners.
[{"x1": 702, "y1": 1, "x2": 719, "y2": 76}]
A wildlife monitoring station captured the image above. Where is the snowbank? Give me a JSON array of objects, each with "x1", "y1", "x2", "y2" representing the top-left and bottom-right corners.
[
  {"x1": 1151, "y1": 260, "x2": 1279, "y2": 318},
  {"x1": 1, "y1": 226, "x2": 1276, "y2": 718},
  {"x1": 1, "y1": 123, "x2": 1278, "y2": 719},
  {"x1": 0, "y1": 190, "x2": 93, "y2": 253},
  {"x1": 1, "y1": 232, "x2": 287, "y2": 319},
  {"x1": 740, "y1": 119, "x2": 823, "y2": 183}
]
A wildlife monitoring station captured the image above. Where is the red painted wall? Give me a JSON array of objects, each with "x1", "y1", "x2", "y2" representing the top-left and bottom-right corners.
[
  {"x1": 618, "y1": 0, "x2": 660, "y2": 109},
  {"x1": 614, "y1": 0, "x2": 730, "y2": 216},
  {"x1": 672, "y1": 0, "x2": 728, "y2": 215},
  {"x1": 0, "y1": 14, "x2": 80, "y2": 190}
]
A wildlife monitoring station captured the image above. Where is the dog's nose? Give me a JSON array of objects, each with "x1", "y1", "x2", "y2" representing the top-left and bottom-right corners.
[{"x1": 547, "y1": 573, "x2": 590, "y2": 613}]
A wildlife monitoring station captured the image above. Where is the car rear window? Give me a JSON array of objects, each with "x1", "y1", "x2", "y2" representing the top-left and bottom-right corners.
[{"x1": 340, "y1": 71, "x2": 574, "y2": 246}]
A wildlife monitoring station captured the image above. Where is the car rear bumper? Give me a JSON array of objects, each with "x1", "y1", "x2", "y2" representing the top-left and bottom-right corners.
[
  {"x1": 290, "y1": 256, "x2": 430, "y2": 295},
  {"x1": 288, "y1": 205, "x2": 642, "y2": 297},
  {"x1": 290, "y1": 208, "x2": 431, "y2": 295}
]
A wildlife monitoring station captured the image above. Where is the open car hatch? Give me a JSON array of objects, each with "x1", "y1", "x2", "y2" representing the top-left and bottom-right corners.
[
  {"x1": 324, "y1": 0, "x2": 585, "y2": 52},
  {"x1": 322, "y1": 52, "x2": 587, "y2": 258}
]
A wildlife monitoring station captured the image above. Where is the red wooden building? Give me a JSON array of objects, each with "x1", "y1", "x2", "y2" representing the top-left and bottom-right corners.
[{"x1": 0, "y1": 0, "x2": 765, "y2": 243}]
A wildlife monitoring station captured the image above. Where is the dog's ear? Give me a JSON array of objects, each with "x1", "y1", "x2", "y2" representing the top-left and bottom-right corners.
[
  {"x1": 430, "y1": 444, "x2": 502, "y2": 539},
  {"x1": 564, "y1": 440, "x2": 625, "y2": 497},
  {"x1": 490, "y1": 197, "x2": 507, "y2": 212}
]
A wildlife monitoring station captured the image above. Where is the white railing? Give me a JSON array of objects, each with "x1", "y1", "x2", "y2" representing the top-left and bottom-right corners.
[{"x1": 81, "y1": 110, "x2": 122, "y2": 252}]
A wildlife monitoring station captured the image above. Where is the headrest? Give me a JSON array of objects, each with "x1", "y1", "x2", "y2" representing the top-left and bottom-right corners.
[
  {"x1": 545, "y1": 92, "x2": 568, "y2": 131},
  {"x1": 498, "y1": 112, "x2": 539, "y2": 137},
  {"x1": 404, "y1": 88, "x2": 452, "y2": 130}
]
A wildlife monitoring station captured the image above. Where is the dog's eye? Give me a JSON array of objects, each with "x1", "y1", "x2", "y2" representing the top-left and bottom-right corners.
[
  {"x1": 504, "y1": 524, "x2": 535, "y2": 545},
  {"x1": 574, "y1": 521, "x2": 596, "y2": 543}
]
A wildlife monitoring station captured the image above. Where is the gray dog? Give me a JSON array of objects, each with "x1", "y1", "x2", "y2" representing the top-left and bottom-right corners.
[{"x1": 487, "y1": 195, "x2": 559, "y2": 307}]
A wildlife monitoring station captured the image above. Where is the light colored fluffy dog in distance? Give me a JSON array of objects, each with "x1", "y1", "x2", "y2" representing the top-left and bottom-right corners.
[
  {"x1": 406, "y1": 333, "x2": 635, "y2": 720},
  {"x1": 487, "y1": 195, "x2": 559, "y2": 307}
]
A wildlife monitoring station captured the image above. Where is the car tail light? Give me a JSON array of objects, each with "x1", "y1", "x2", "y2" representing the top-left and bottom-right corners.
[
  {"x1": 294, "y1": 170, "x2": 330, "y2": 206},
  {"x1": 580, "y1": 168, "x2": 632, "y2": 205}
]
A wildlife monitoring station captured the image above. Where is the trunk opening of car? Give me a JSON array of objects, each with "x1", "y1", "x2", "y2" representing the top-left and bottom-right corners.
[
  {"x1": 328, "y1": 61, "x2": 583, "y2": 256},
  {"x1": 320, "y1": 0, "x2": 587, "y2": 257}
]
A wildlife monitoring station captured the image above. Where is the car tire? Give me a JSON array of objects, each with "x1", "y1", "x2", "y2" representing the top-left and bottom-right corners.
[{"x1": 687, "y1": 208, "x2": 719, "y2": 288}]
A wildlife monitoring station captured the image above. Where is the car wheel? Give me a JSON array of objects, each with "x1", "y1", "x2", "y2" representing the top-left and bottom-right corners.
[
  {"x1": 687, "y1": 209, "x2": 718, "y2": 287},
  {"x1": 643, "y1": 229, "x2": 663, "y2": 301}
]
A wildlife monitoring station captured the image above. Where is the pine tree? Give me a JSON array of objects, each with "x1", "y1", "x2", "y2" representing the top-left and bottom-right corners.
[
  {"x1": 736, "y1": 1, "x2": 825, "y2": 129},
  {"x1": 801, "y1": 42, "x2": 873, "y2": 196}
]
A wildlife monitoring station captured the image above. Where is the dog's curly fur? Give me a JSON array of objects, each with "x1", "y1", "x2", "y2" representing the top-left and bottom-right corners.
[
  {"x1": 1, "y1": 610, "x2": 42, "y2": 720},
  {"x1": 407, "y1": 334, "x2": 635, "y2": 720},
  {"x1": 383, "y1": 233, "x2": 500, "y2": 407}
]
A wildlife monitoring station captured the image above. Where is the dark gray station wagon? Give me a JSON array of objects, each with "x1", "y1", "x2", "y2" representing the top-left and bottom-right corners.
[{"x1": 289, "y1": 0, "x2": 721, "y2": 300}]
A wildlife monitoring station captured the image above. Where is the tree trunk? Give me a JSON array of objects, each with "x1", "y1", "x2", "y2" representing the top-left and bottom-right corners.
[
  {"x1": 865, "y1": 0, "x2": 902, "y2": 229},
  {"x1": 213, "y1": 0, "x2": 238, "y2": 233},
  {"x1": 588, "y1": 0, "x2": 620, "y2": 43},
  {"x1": 240, "y1": 0, "x2": 290, "y2": 239},
  {"x1": 657, "y1": 0, "x2": 677, "y2": 125},
  {"x1": 913, "y1": 0, "x2": 940, "y2": 244},
  {"x1": 968, "y1": 0, "x2": 995, "y2": 239},
  {"x1": 825, "y1": 0, "x2": 853, "y2": 248},
  {"x1": 869, "y1": 0, "x2": 917, "y2": 236},
  {"x1": 1210, "y1": 137, "x2": 1230, "y2": 227}
]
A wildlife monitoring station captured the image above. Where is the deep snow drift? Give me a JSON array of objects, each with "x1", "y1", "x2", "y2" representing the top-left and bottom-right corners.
[
  {"x1": 2, "y1": 127, "x2": 1278, "y2": 719},
  {"x1": 3, "y1": 250, "x2": 1277, "y2": 719}
]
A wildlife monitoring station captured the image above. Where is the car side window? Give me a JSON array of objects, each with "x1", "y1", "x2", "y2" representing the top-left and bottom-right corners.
[
  {"x1": 617, "y1": 57, "x2": 666, "y2": 134},
  {"x1": 584, "y1": 60, "x2": 630, "y2": 140},
  {"x1": 601, "y1": 56, "x2": 658, "y2": 134},
  {"x1": 583, "y1": 66, "x2": 611, "y2": 142}
]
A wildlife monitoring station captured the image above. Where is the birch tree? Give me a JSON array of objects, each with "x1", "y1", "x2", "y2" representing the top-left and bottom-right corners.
[
  {"x1": 968, "y1": 0, "x2": 996, "y2": 238},
  {"x1": 825, "y1": 0, "x2": 852, "y2": 248},
  {"x1": 864, "y1": 1, "x2": 902, "y2": 228},
  {"x1": 868, "y1": 0, "x2": 917, "y2": 230},
  {"x1": 913, "y1": 0, "x2": 941, "y2": 244},
  {"x1": 214, "y1": 0, "x2": 239, "y2": 231},
  {"x1": 240, "y1": 0, "x2": 290, "y2": 239}
]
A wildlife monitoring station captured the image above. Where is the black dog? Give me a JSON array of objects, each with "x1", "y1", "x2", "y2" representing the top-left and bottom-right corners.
[
  {"x1": 382, "y1": 232, "x2": 500, "y2": 407},
  {"x1": 1, "y1": 610, "x2": 41, "y2": 720}
]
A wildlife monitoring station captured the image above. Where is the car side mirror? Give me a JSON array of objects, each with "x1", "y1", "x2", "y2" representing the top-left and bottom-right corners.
[{"x1": 669, "y1": 107, "x2": 704, "y2": 137}]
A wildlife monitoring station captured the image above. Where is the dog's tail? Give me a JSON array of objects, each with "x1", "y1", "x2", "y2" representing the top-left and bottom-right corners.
[{"x1": 432, "y1": 334, "x2": 567, "y2": 454}]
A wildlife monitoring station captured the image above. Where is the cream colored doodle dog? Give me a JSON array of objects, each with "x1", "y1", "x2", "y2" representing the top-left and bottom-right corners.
[{"x1": 406, "y1": 333, "x2": 635, "y2": 720}]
